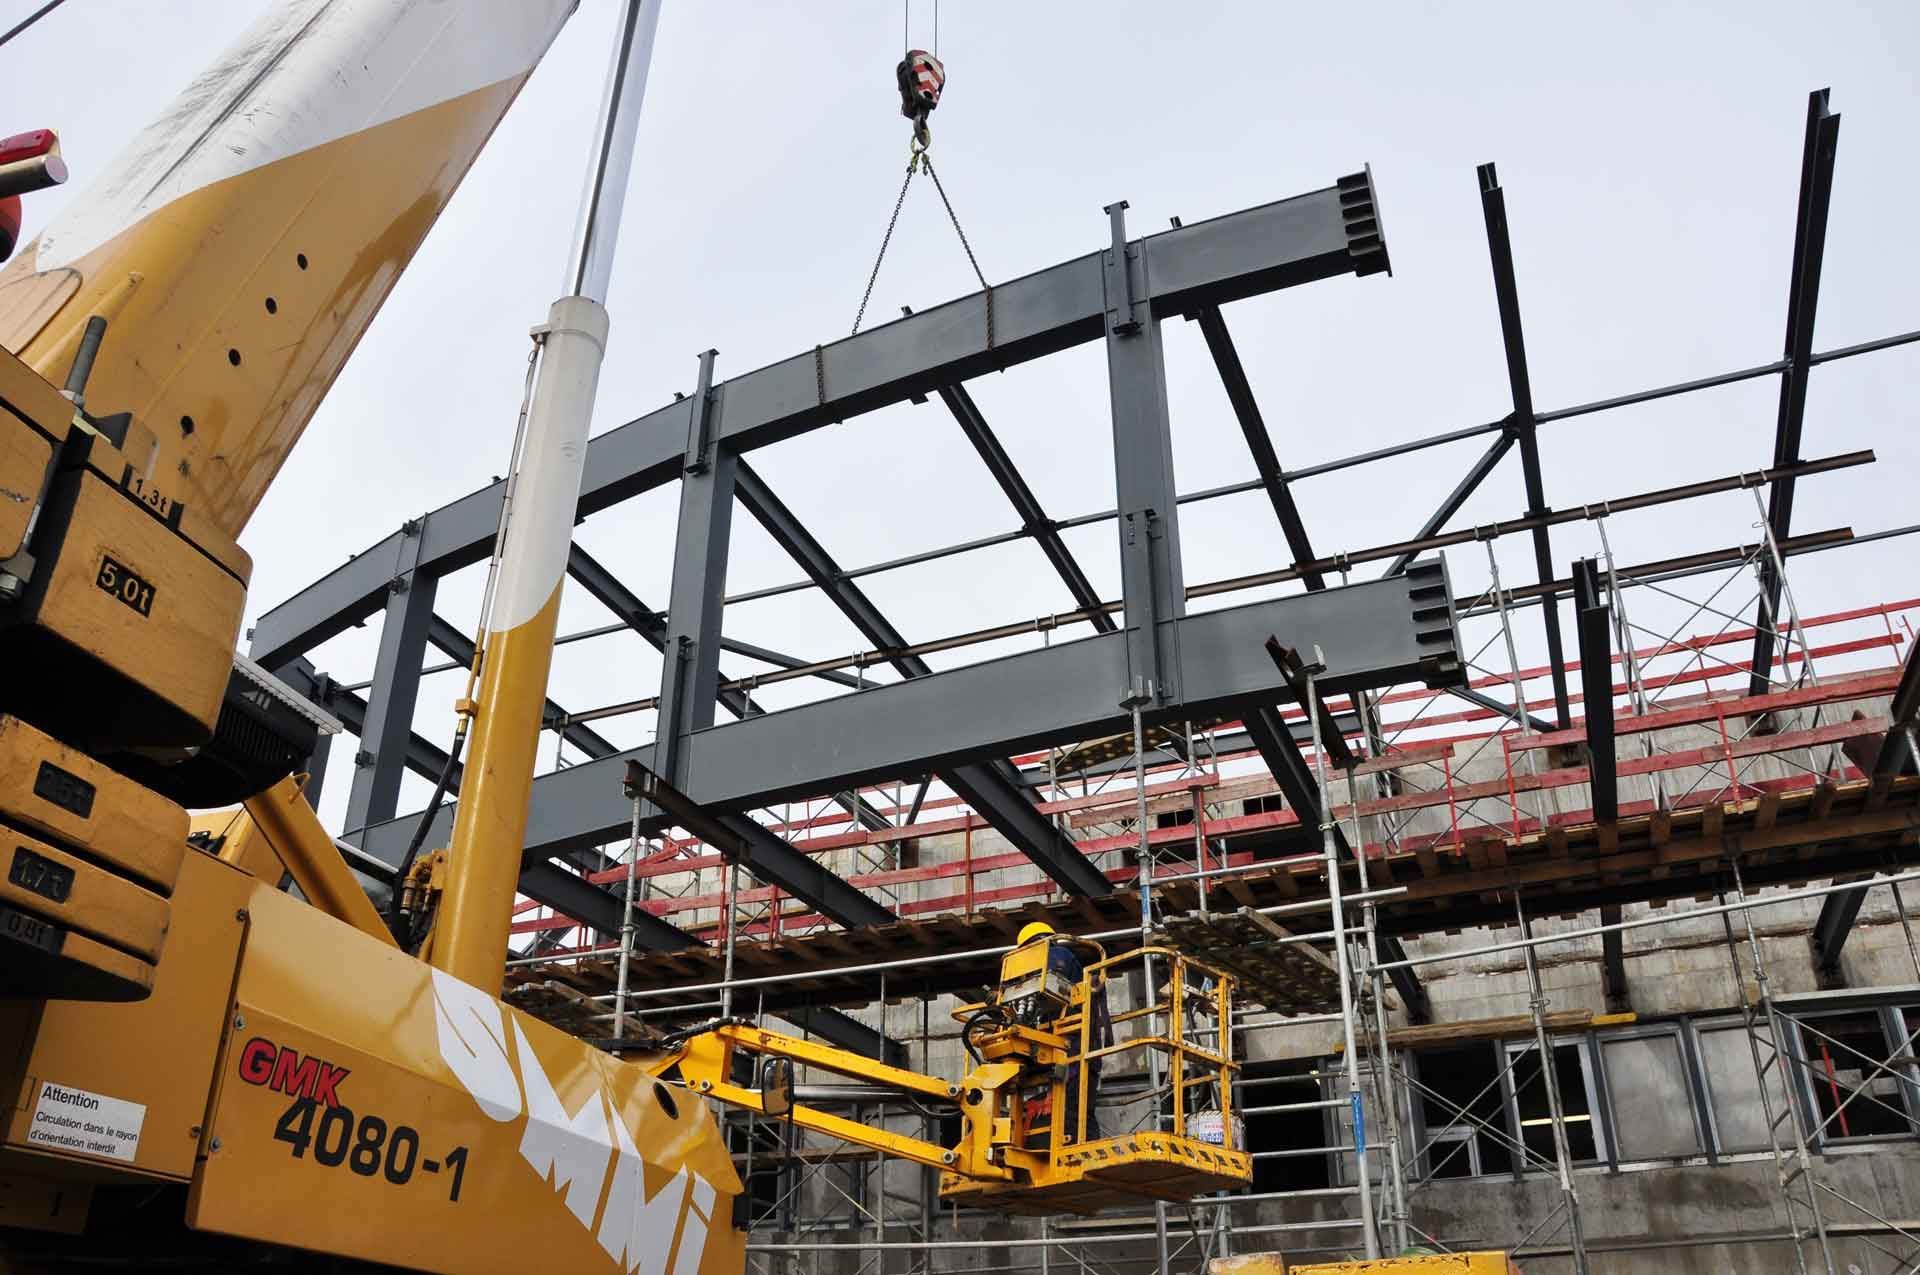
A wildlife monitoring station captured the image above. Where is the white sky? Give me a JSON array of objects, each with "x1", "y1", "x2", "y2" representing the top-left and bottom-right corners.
[{"x1": 5, "y1": 1, "x2": 1917, "y2": 836}]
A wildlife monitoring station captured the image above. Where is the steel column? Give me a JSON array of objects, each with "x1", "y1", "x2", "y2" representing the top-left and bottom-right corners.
[
  {"x1": 1103, "y1": 200, "x2": 1185, "y2": 708},
  {"x1": 343, "y1": 526, "x2": 435, "y2": 840},
  {"x1": 654, "y1": 350, "x2": 733, "y2": 782},
  {"x1": 1479, "y1": 162, "x2": 1571, "y2": 728},
  {"x1": 1572, "y1": 558, "x2": 1617, "y2": 824},
  {"x1": 1752, "y1": 90, "x2": 1841, "y2": 696},
  {"x1": 565, "y1": 542, "x2": 887, "y2": 831}
]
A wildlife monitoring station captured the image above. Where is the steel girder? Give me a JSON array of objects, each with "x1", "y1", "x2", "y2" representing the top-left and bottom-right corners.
[
  {"x1": 733, "y1": 459, "x2": 1113, "y2": 898},
  {"x1": 355, "y1": 563, "x2": 1461, "y2": 868},
  {"x1": 248, "y1": 174, "x2": 1390, "y2": 670},
  {"x1": 1752, "y1": 90, "x2": 1840, "y2": 697}
]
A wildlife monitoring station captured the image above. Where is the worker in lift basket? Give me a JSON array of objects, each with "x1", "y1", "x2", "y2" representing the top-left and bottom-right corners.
[{"x1": 1017, "y1": 922, "x2": 1113, "y2": 1145}]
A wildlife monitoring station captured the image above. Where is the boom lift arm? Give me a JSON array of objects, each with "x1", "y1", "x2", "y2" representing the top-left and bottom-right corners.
[{"x1": 665, "y1": 933, "x2": 1253, "y2": 1216}]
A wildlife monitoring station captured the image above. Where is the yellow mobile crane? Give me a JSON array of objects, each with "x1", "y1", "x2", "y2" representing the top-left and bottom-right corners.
[{"x1": 0, "y1": 3, "x2": 1492, "y2": 1272}]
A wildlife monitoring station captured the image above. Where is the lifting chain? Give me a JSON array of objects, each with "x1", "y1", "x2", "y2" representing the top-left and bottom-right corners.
[{"x1": 851, "y1": 49, "x2": 991, "y2": 341}]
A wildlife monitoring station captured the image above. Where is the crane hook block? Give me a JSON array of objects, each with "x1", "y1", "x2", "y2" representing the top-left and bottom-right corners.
[{"x1": 897, "y1": 49, "x2": 945, "y2": 121}]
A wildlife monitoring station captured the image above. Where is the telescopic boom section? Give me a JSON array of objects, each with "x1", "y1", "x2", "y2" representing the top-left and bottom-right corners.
[{"x1": 433, "y1": 0, "x2": 664, "y2": 992}]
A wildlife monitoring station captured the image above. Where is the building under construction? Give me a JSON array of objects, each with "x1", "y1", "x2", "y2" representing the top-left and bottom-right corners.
[{"x1": 231, "y1": 81, "x2": 1920, "y2": 1275}]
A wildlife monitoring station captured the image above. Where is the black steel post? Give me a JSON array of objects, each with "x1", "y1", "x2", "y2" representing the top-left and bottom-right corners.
[
  {"x1": 1752, "y1": 90, "x2": 1841, "y2": 697},
  {"x1": 1479, "y1": 163, "x2": 1572, "y2": 729}
]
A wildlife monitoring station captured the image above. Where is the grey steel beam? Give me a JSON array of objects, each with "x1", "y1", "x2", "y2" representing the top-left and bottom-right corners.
[
  {"x1": 565, "y1": 546, "x2": 862, "y2": 705},
  {"x1": 354, "y1": 563, "x2": 1461, "y2": 867},
  {"x1": 1572, "y1": 559, "x2": 1616, "y2": 824},
  {"x1": 297, "y1": 730, "x2": 333, "y2": 810},
  {"x1": 937, "y1": 381, "x2": 1114, "y2": 632},
  {"x1": 343, "y1": 530, "x2": 436, "y2": 840},
  {"x1": 1478, "y1": 163, "x2": 1571, "y2": 729},
  {"x1": 1103, "y1": 200, "x2": 1185, "y2": 708},
  {"x1": 1811, "y1": 885, "x2": 1867, "y2": 989},
  {"x1": 734, "y1": 459, "x2": 1112, "y2": 897},
  {"x1": 1752, "y1": 90, "x2": 1841, "y2": 697},
  {"x1": 249, "y1": 174, "x2": 1390, "y2": 670},
  {"x1": 425, "y1": 616, "x2": 616, "y2": 760},
  {"x1": 1194, "y1": 307, "x2": 1324, "y2": 589},
  {"x1": 1243, "y1": 705, "x2": 1321, "y2": 828}
]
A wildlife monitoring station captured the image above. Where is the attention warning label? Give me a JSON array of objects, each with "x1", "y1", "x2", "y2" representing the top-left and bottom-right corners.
[{"x1": 26, "y1": 1080, "x2": 145, "y2": 1163}]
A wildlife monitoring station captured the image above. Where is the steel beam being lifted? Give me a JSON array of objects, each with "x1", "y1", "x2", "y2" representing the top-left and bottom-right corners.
[{"x1": 249, "y1": 174, "x2": 1389, "y2": 670}]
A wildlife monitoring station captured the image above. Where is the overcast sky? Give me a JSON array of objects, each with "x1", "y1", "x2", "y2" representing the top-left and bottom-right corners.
[{"x1": 6, "y1": 1, "x2": 1917, "y2": 834}]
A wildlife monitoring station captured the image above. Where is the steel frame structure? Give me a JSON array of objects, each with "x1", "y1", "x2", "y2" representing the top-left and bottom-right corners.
[{"x1": 248, "y1": 87, "x2": 1920, "y2": 1269}]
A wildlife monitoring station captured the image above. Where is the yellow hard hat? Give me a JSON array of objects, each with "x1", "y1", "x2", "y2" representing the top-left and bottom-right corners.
[{"x1": 1017, "y1": 922, "x2": 1056, "y2": 946}]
